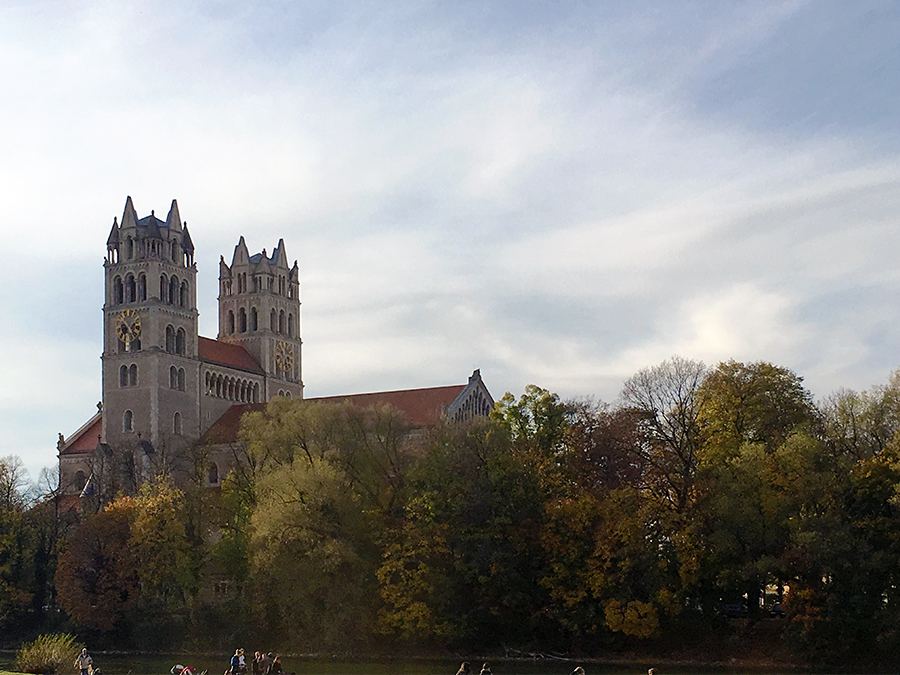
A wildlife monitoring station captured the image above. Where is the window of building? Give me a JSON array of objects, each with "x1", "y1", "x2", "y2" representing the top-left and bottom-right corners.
[
  {"x1": 169, "y1": 276, "x2": 178, "y2": 305},
  {"x1": 129, "y1": 363, "x2": 137, "y2": 386},
  {"x1": 74, "y1": 470, "x2": 87, "y2": 492},
  {"x1": 173, "y1": 411, "x2": 182, "y2": 435},
  {"x1": 176, "y1": 328, "x2": 186, "y2": 355},
  {"x1": 180, "y1": 281, "x2": 188, "y2": 307},
  {"x1": 250, "y1": 307, "x2": 257, "y2": 331},
  {"x1": 279, "y1": 310, "x2": 285, "y2": 334},
  {"x1": 138, "y1": 274, "x2": 147, "y2": 302},
  {"x1": 160, "y1": 274, "x2": 168, "y2": 302},
  {"x1": 228, "y1": 311, "x2": 235, "y2": 334},
  {"x1": 288, "y1": 313, "x2": 294, "y2": 337},
  {"x1": 239, "y1": 308, "x2": 247, "y2": 333},
  {"x1": 208, "y1": 462, "x2": 219, "y2": 486},
  {"x1": 170, "y1": 366, "x2": 178, "y2": 389},
  {"x1": 113, "y1": 276, "x2": 124, "y2": 305},
  {"x1": 178, "y1": 367, "x2": 185, "y2": 391},
  {"x1": 123, "y1": 410, "x2": 134, "y2": 432},
  {"x1": 120, "y1": 365, "x2": 128, "y2": 387},
  {"x1": 166, "y1": 325, "x2": 175, "y2": 353}
]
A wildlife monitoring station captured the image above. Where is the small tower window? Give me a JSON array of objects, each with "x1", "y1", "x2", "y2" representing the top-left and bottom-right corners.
[
  {"x1": 138, "y1": 274, "x2": 147, "y2": 302},
  {"x1": 176, "y1": 327, "x2": 186, "y2": 355},
  {"x1": 160, "y1": 274, "x2": 168, "y2": 302},
  {"x1": 172, "y1": 240, "x2": 178, "y2": 262},
  {"x1": 169, "y1": 276, "x2": 178, "y2": 305},
  {"x1": 250, "y1": 307, "x2": 258, "y2": 331},
  {"x1": 270, "y1": 309, "x2": 277, "y2": 332},
  {"x1": 208, "y1": 462, "x2": 219, "y2": 486},
  {"x1": 126, "y1": 275, "x2": 136, "y2": 303},
  {"x1": 180, "y1": 281, "x2": 188, "y2": 307},
  {"x1": 123, "y1": 410, "x2": 134, "y2": 432},
  {"x1": 126, "y1": 237, "x2": 134, "y2": 259},
  {"x1": 113, "y1": 277, "x2": 124, "y2": 305},
  {"x1": 166, "y1": 325, "x2": 175, "y2": 353},
  {"x1": 239, "y1": 308, "x2": 247, "y2": 333},
  {"x1": 129, "y1": 364, "x2": 137, "y2": 386},
  {"x1": 173, "y1": 412, "x2": 182, "y2": 435},
  {"x1": 288, "y1": 313, "x2": 294, "y2": 337},
  {"x1": 170, "y1": 366, "x2": 177, "y2": 389},
  {"x1": 279, "y1": 310, "x2": 285, "y2": 334},
  {"x1": 119, "y1": 365, "x2": 128, "y2": 388},
  {"x1": 228, "y1": 311, "x2": 235, "y2": 335},
  {"x1": 178, "y1": 367, "x2": 185, "y2": 391}
]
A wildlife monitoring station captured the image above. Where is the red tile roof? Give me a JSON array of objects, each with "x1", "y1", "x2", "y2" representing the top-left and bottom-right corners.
[
  {"x1": 59, "y1": 413, "x2": 102, "y2": 456},
  {"x1": 200, "y1": 403, "x2": 266, "y2": 444},
  {"x1": 306, "y1": 384, "x2": 466, "y2": 427},
  {"x1": 198, "y1": 336, "x2": 264, "y2": 374},
  {"x1": 202, "y1": 384, "x2": 467, "y2": 444}
]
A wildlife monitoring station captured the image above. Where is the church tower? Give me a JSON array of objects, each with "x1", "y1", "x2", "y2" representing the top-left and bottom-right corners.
[
  {"x1": 101, "y1": 197, "x2": 199, "y2": 467},
  {"x1": 218, "y1": 237, "x2": 303, "y2": 399}
]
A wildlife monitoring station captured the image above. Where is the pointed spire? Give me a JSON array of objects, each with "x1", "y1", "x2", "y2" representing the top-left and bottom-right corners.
[
  {"x1": 165, "y1": 200, "x2": 182, "y2": 231},
  {"x1": 181, "y1": 222, "x2": 194, "y2": 253},
  {"x1": 275, "y1": 238, "x2": 287, "y2": 265},
  {"x1": 106, "y1": 217, "x2": 120, "y2": 248},
  {"x1": 232, "y1": 236, "x2": 249, "y2": 265},
  {"x1": 121, "y1": 196, "x2": 137, "y2": 229}
]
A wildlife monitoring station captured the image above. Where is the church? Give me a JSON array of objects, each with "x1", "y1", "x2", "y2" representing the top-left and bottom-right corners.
[{"x1": 57, "y1": 197, "x2": 494, "y2": 504}]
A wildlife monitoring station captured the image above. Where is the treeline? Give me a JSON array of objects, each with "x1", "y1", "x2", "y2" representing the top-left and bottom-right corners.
[{"x1": 3, "y1": 357, "x2": 900, "y2": 664}]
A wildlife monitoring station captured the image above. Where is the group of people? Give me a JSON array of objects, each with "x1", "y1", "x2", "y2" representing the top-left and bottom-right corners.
[
  {"x1": 228, "y1": 648, "x2": 284, "y2": 675},
  {"x1": 457, "y1": 663, "x2": 657, "y2": 675}
]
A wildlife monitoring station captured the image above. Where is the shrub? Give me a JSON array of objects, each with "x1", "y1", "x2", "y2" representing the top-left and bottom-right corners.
[{"x1": 14, "y1": 634, "x2": 82, "y2": 675}]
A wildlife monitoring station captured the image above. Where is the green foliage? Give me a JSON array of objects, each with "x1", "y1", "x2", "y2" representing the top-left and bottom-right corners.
[{"x1": 14, "y1": 633, "x2": 81, "y2": 674}]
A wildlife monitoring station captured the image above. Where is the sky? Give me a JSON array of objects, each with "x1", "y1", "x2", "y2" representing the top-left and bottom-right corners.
[{"x1": 3, "y1": 0, "x2": 900, "y2": 481}]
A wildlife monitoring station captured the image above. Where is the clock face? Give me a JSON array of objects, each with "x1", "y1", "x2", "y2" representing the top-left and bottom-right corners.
[
  {"x1": 115, "y1": 308, "x2": 142, "y2": 343},
  {"x1": 275, "y1": 340, "x2": 294, "y2": 372}
]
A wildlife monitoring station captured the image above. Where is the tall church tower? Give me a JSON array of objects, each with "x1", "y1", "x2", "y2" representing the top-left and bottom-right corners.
[
  {"x1": 101, "y1": 197, "x2": 199, "y2": 462},
  {"x1": 218, "y1": 237, "x2": 303, "y2": 399}
]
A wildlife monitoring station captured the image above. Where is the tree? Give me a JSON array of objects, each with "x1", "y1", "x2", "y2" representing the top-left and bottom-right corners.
[
  {"x1": 620, "y1": 356, "x2": 708, "y2": 513},
  {"x1": 698, "y1": 360, "x2": 817, "y2": 458},
  {"x1": 55, "y1": 497, "x2": 140, "y2": 632}
]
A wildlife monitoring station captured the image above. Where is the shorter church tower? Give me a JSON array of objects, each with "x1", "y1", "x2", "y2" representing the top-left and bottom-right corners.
[{"x1": 218, "y1": 237, "x2": 303, "y2": 399}]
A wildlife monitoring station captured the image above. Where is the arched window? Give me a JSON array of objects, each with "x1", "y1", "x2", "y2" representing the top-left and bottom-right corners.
[
  {"x1": 180, "y1": 281, "x2": 188, "y2": 307},
  {"x1": 169, "y1": 276, "x2": 178, "y2": 305},
  {"x1": 178, "y1": 368, "x2": 185, "y2": 391},
  {"x1": 279, "y1": 310, "x2": 285, "y2": 334},
  {"x1": 119, "y1": 365, "x2": 128, "y2": 387},
  {"x1": 138, "y1": 274, "x2": 147, "y2": 302},
  {"x1": 270, "y1": 309, "x2": 277, "y2": 332},
  {"x1": 113, "y1": 277, "x2": 123, "y2": 305},
  {"x1": 126, "y1": 237, "x2": 134, "y2": 259},
  {"x1": 239, "y1": 308, "x2": 247, "y2": 333},
  {"x1": 166, "y1": 325, "x2": 175, "y2": 353},
  {"x1": 123, "y1": 410, "x2": 134, "y2": 432},
  {"x1": 253, "y1": 383, "x2": 259, "y2": 402},
  {"x1": 125, "y1": 275, "x2": 136, "y2": 303},
  {"x1": 216, "y1": 375, "x2": 222, "y2": 398},
  {"x1": 172, "y1": 240, "x2": 178, "y2": 262},
  {"x1": 285, "y1": 390, "x2": 292, "y2": 399},
  {"x1": 205, "y1": 372, "x2": 212, "y2": 394},
  {"x1": 170, "y1": 366, "x2": 178, "y2": 389},
  {"x1": 74, "y1": 470, "x2": 87, "y2": 492},
  {"x1": 288, "y1": 313, "x2": 294, "y2": 337},
  {"x1": 250, "y1": 307, "x2": 257, "y2": 331},
  {"x1": 228, "y1": 311, "x2": 235, "y2": 335},
  {"x1": 128, "y1": 364, "x2": 137, "y2": 386},
  {"x1": 208, "y1": 462, "x2": 219, "y2": 485},
  {"x1": 173, "y1": 412, "x2": 182, "y2": 435},
  {"x1": 160, "y1": 274, "x2": 168, "y2": 302},
  {"x1": 176, "y1": 328, "x2": 186, "y2": 355}
]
